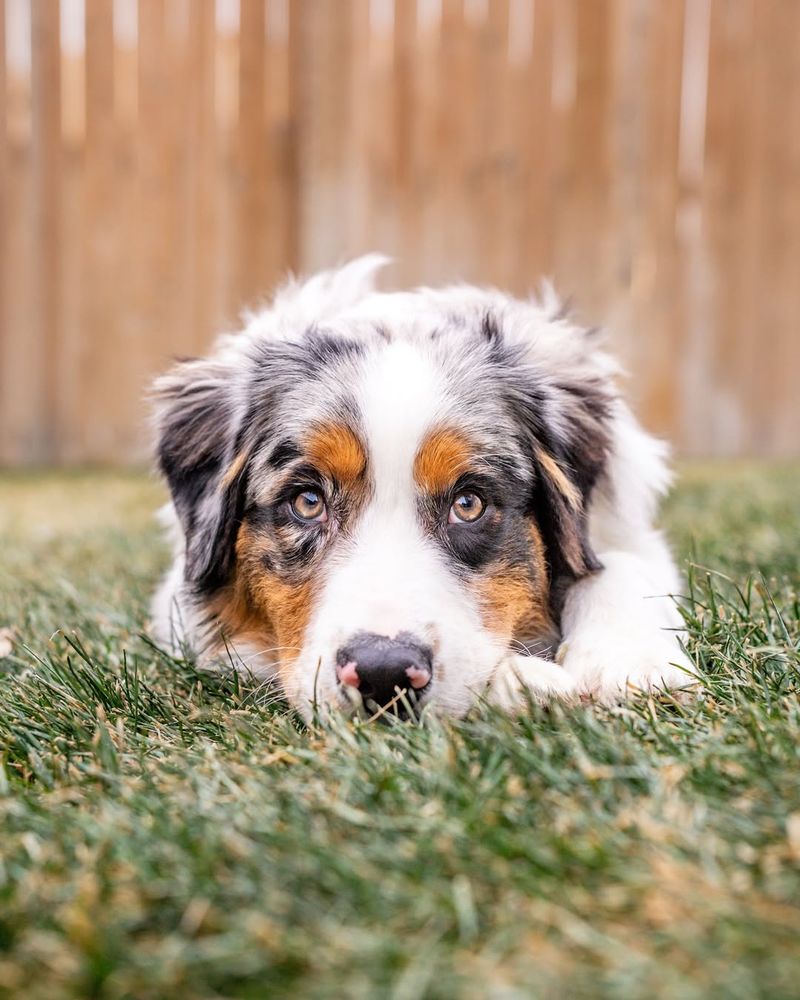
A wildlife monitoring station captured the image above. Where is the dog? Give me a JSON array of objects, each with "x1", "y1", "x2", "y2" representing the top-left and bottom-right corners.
[{"x1": 151, "y1": 255, "x2": 693, "y2": 720}]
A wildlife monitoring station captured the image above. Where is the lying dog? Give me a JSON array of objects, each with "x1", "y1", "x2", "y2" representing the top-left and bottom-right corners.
[{"x1": 151, "y1": 255, "x2": 693, "y2": 719}]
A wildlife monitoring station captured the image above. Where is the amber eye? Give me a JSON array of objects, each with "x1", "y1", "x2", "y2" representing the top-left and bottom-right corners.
[
  {"x1": 291, "y1": 489, "x2": 328, "y2": 523},
  {"x1": 448, "y1": 492, "x2": 485, "y2": 524}
]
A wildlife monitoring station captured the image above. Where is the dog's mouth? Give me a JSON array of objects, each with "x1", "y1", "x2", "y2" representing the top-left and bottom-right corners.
[{"x1": 337, "y1": 677, "x2": 432, "y2": 722}]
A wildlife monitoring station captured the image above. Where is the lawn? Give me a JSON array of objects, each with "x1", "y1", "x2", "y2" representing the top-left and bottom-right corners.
[{"x1": 0, "y1": 464, "x2": 799, "y2": 999}]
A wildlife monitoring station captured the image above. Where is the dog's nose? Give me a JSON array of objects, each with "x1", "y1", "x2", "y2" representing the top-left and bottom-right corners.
[{"x1": 336, "y1": 632, "x2": 433, "y2": 709}]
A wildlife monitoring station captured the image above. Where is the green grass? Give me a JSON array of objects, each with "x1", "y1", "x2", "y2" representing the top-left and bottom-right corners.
[{"x1": 0, "y1": 464, "x2": 799, "y2": 999}]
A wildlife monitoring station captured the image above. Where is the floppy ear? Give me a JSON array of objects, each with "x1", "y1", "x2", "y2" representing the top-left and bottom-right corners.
[
  {"x1": 531, "y1": 437, "x2": 604, "y2": 585},
  {"x1": 511, "y1": 376, "x2": 612, "y2": 601},
  {"x1": 152, "y1": 359, "x2": 248, "y2": 594}
]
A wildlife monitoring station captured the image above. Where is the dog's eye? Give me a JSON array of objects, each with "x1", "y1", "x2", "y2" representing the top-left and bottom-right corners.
[
  {"x1": 291, "y1": 489, "x2": 328, "y2": 523},
  {"x1": 448, "y1": 492, "x2": 485, "y2": 524}
]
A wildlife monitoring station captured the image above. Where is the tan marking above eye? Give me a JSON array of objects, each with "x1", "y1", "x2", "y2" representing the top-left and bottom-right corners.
[
  {"x1": 306, "y1": 423, "x2": 367, "y2": 487},
  {"x1": 414, "y1": 427, "x2": 473, "y2": 495}
]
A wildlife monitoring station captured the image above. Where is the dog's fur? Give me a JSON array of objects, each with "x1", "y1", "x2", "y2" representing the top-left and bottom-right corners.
[{"x1": 151, "y1": 255, "x2": 693, "y2": 719}]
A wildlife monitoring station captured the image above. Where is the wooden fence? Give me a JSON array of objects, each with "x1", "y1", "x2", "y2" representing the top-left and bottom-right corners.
[{"x1": 1, "y1": 0, "x2": 798, "y2": 463}]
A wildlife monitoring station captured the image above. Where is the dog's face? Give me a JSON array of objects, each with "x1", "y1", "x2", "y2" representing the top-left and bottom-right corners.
[{"x1": 155, "y1": 289, "x2": 611, "y2": 719}]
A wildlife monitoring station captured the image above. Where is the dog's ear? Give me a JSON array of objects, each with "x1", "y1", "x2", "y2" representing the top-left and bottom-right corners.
[
  {"x1": 152, "y1": 358, "x2": 248, "y2": 594},
  {"x1": 531, "y1": 436, "x2": 604, "y2": 585},
  {"x1": 510, "y1": 375, "x2": 612, "y2": 602}
]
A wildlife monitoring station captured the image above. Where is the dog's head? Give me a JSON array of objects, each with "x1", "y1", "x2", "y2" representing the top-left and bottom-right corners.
[{"x1": 154, "y1": 258, "x2": 614, "y2": 718}]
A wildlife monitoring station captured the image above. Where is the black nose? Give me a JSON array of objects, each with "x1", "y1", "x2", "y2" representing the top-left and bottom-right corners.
[{"x1": 336, "y1": 632, "x2": 433, "y2": 711}]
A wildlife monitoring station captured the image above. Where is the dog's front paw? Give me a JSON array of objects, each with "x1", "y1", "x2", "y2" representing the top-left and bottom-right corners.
[
  {"x1": 487, "y1": 654, "x2": 577, "y2": 712},
  {"x1": 557, "y1": 631, "x2": 695, "y2": 702}
]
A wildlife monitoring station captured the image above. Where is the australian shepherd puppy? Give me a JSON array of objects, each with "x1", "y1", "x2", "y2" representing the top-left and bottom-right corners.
[{"x1": 151, "y1": 255, "x2": 693, "y2": 720}]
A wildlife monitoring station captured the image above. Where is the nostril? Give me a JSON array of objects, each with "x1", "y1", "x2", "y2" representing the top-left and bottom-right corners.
[
  {"x1": 405, "y1": 664, "x2": 431, "y2": 690},
  {"x1": 336, "y1": 661, "x2": 360, "y2": 688}
]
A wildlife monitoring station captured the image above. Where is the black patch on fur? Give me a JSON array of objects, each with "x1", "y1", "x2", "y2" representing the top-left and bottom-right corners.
[
  {"x1": 156, "y1": 367, "x2": 250, "y2": 594},
  {"x1": 268, "y1": 439, "x2": 302, "y2": 470},
  {"x1": 421, "y1": 471, "x2": 528, "y2": 573},
  {"x1": 242, "y1": 498, "x2": 326, "y2": 581},
  {"x1": 480, "y1": 311, "x2": 502, "y2": 343},
  {"x1": 294, "y1": 531, "x2": 323, "y2": 565},
  {"x1": 197, "y1": 462, "x2": 250, "y2": 593},
  {"x1": 278, "y1": 463, "x2": 327, "y2": 496},
  {"x1": 244, "y1": 502, "x2": 278, "y2": 534},
  {"x1": 304, "y1": 328, "x2": 366, "y2": 366},
  {"x1": 445, "y1": 513, "x2": 503, "y2": 570}
]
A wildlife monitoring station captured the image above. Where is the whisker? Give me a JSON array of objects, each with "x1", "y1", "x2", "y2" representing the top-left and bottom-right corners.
[
  {"x1": 509, "y1": 637, "x2": 554, "y2": 658},
  {"x1": 235, "y1": 645, "x2": 303, "y2": 662}
]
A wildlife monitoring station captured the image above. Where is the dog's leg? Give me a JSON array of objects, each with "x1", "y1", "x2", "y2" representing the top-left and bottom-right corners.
[
  {"x1": 555, "y1": 402, "x2": 695, "y2": 700},
  {"x1": 557, "y1": 535, "x2": 695, "y2": 700},
  {"x1": 488, "y1": 654, "x2": 577, "y2": 710}
]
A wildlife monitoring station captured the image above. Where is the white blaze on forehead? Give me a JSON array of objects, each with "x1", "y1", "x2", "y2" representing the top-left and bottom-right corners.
[
  {"x1": 358, "y1": 340, "x2": 445, "y2": 499},
  {"x1": 309, "y1": 339, "x2": 448, "y2": 643}
]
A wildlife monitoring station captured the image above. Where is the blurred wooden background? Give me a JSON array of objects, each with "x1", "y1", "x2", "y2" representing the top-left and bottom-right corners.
[{"x1": 0, "y1": 0, "x2": 798, "y2": 464}]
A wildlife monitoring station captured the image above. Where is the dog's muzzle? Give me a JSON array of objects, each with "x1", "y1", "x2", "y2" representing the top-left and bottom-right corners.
[{"x1": 335, "y1": 632, "x2": 433, "y2": 713}]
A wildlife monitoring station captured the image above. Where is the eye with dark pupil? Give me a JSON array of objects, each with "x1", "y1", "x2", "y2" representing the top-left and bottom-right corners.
[
  {"x1": 291, "y1": 489, "x2": 326, "y2": 522},
  {"x1": 449, "y1": 492, "x2": 485, "y2": 523}
]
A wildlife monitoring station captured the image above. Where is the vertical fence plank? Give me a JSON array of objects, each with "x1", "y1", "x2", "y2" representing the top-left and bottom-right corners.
[
  {"x1": 132, "y1": 0, "x2": 192, "y2": 459},
  {"x1": 114, "y1": 1, "x2": 146, "y2": 457},
  {"x1": 215, "y1": 1, "x2": 241, "y2": 325},
  {"x1": 701, "y1": 0, "x2": 755, "y2": 453},
  {"x1": 1, "y1": 3, "x2": 34, "y2": 463},
  {"x1": 187, "y1": 0, "x2": 218, "y2": 352},
  {"x1": 135, "y1": 0, "x2": 169, "y2": 458},
  {"x1": 436, "y1": 0, "x2": 467, "y2": 280},
  {"x1": 392, "y1": 0, "x2": 417, "y2": 283},
  {"x1": 451, "y1": 0, "x2": 486, "y2": 281},
  {"x1": 164, "y1": 0, "x2": 192, "y2": 363},
  {"x1": 630, "y1": 0, "x2": 686, "y2": 443},
  {"x1": 297, "y1": 0, "x2": 356, "y2": 272},
  {"x1": 363, "y1": 3, "x2": 396, "y2": 262},
  {"x1": 265, "y1": 0, "x2": 296, "y2": 283},
  {"x1": 30, "y1": 0, "x2": 62, "y2": 461},
  {"x1": 80, "y1": 0, "x2": 116, "y2": 459},
  {"x1": 0, "y1": 0, "x2": 7, "y2": 459},
  {"x1": 555, "y1": 0, "x2": 614, "y2": 314},
  {"x1": 748, "y1": 0, "x2": 800, "y2": 454},
  {"x1": 393, "y1": 0, "x2": 415, "y2": 195},
  {"x1": 412, "y1": 5, "x2": 446, "y2": 284},
  {"x1": 477, "y1": 0, "x2": 513, "y2": 287},
  {"x1": 57, "y1": 12, "x2": 85, "y2": 463},
  {"x1": 546, "y1": 0, "x2": 575, "y2": 292},
  {"x1": 285, "y1": 0, "x2": 304, "y2": 272},
  {"x1": 515, "y1": 0, "x2": 556, "y2": 290},
  {"x1": 237, "y1": 0, "x2": 268, "y2": 307},
  {"x1": 775, "y1": 3, "x2": 800, "y2": 456},
  {"x1": 341, "y1": 0, "x2": 371, "y2": 260}
]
